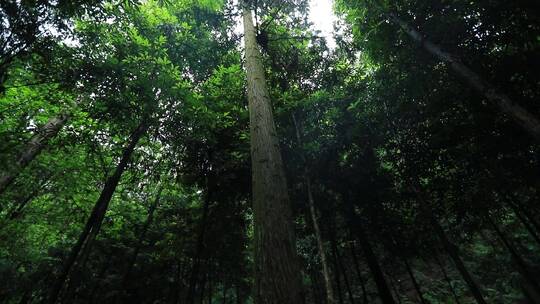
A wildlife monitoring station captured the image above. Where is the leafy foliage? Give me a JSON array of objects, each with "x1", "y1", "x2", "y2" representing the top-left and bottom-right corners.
[{"x1": 0, "y1": 0, "x2": 539, "y2": 303}]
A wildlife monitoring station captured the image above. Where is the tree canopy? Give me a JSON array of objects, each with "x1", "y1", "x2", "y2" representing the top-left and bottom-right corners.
[{"x1": 0, "y1": 0, "x2": 539, "y2": 303}]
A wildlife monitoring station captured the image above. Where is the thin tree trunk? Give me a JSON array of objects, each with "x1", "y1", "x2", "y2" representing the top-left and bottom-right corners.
[
  {"x1": 355, "y1": 225, "x2": 394, "y2": 304},
  {"x1": 307, "y1": 179, "x2": 337, "y2": 304},
  {"x1": 208, "y1": 275, "x2": 213, "y2": 304},
  {"x1": 242, "y1": 6, "x2": 303, "y2": 304},
  {"x1": 47, "y1": 121, "x2": 148, "y2": 304},
  {"x1": 0, "y1": 112, "x2": 70, "y2": 195},
  {"x1": 342, "y1": 197, "x2": 395, "y2": 304},
  {"x1": 292, "y1": 113, "x2": 335, "y2": 304},
  {"x1": 508, "y1": 196, "x2": 540, "y2": 232},
  {"x1": 3, "y1": 173, "x2": 51, "y2": 223},
  {"x1": 333, "y1": 241, "x2": 355, "y2": 304},
  {"x1": 171, "y1": 260, "x2": 184, "y2": 304},
  {"x1": 402, "y1": 257, "x2": 428, "y2": 304},
  {"x1": 187, "y1": 192, "x2": 211, "y2": 304},
  {"x1": 434, "y1": 252, "x2": 461, "y2": 304},
  {"x1": 331, "y1": 240, "x2": 344, "y2": 304},
  {"x1": 125, "y1": 185, "x2": 162, "y2": 279},
  {"x1": 8, "y1": 184, "x2": 43, "y2": 220},
  {"x1": 386, "y1": 272, "x2": 401, "y2": 304},
  {"x1": 507, "y1": 201, "x2": 540, "y2": 247},
  {"x1": 222, "y1": 283, "x2": 228, "y2": 304},
  {"x1": 309, "y1": 269, "x2": 324, "y2": 304},
  {"x1": 349, "y1": 242, "x2": 368, "y2": 304},
  {"x1": 431, "y1": 218, "x2": 487, "y2": 304},
  {"x1": 199, "y1": 274, "x2": 207, "y2": 304},
  {"x1": 235, "y1": 284, "x2": 241, "y2": 304},
  {"x1": 520, "y1": 209, "x2": 540, "y2": 234},
  {"x1": 486, "y1": 216, "x2": 540, "y2": 293},
  {"x1": 384, "y1": 10, "x2": 540, "y2": 140},
  {"x1": 18, "y1": 290, "x2": 31, "y2": 304},
  {"x1": 119, "y1": 185, "x2": 163, "y2": 300},
  {"x1": 89, "y1": 260, "x2": 111, "y2": 304}
]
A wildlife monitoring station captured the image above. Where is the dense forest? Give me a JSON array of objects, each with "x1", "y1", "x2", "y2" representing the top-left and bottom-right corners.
[{"x1": 0, "y1": 0, "x2": 539, "y2": 303}]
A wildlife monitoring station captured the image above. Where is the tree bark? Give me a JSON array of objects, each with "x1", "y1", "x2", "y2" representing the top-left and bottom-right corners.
[
  {"x1": 242, "y1": 6, "x2": 303, "y2": 304},
  {"x1": 0, "y1": 112, "x2": 69, "y2": 195},
  {"x1": 384, "y1": 10, "x2": 540, "y2": 140},
  {"x1": 47, "y1": 121, "x2": 148, "y2": 304}
]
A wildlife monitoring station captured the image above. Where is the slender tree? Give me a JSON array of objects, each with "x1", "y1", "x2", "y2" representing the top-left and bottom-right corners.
[
  {"x1": 379, "y1": 6, "x2": 540, "y2": 140},
  {"x1": 349, "y1": 242, "x2": 369, "y2": 304},
  {"x1": 434, "y1": 252, "x2": 461, "y2": 304},
  {"x1": 430, "y1": 217, "x2": 487, "y2": 304},
  {"x1": 48, "y1": 120, "x2": 149, "y2": 304},
  {"x1": 0, "y1": 111, "x2": 70, "y2": 195},
  {"x1": 293, "y1": 113, "x2": 335, "y2": 304},
  {"x1": 242, "y1": 3, "x2": 304, "y2": 302},
  {"x1": 342, "y1": 193, "x2": 395, "y2": 304},
  {"x1": 119, "y1": 184, "x2": 163, "y2": 299},
  {"x1": 187, "y1": 191, "x2": 211, "y2": 304}
]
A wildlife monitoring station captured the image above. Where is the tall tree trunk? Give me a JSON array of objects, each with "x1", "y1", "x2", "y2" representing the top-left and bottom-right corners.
[
  {"x1": 383, "y1": 9, "x2": 540, "y2": 140},
  {"x1": 242, "y1": 6, "x2": 303, "y2": 304},
  {"x1": 349, "y1": 242, "x2": 368, "y2": 304},
  {"x1": 431, "y1": 218, "x2": 487, "y2": 304},
  {"x1": 342, "y1": 196, "x2": 395, "y2": 304},
  {"x1": 47, "y1": 121, "x2": 148, "y2": 304},
  {"x1": 0, "y1": 112, "x2": 69, "y2": 195}
]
